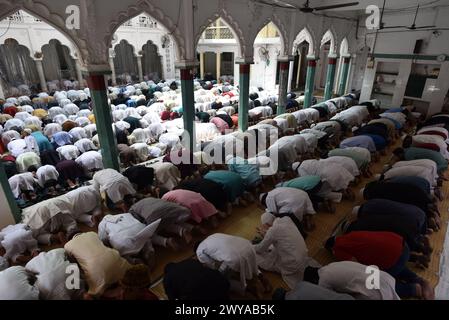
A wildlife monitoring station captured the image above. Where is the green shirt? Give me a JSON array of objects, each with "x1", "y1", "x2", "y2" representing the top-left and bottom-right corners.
[
  {"x1": 280, "y1": 176, "x2": 321, "y2": 191},
  {"x1": 405, "y1": 147, "x2": 448, "y2": 172}
]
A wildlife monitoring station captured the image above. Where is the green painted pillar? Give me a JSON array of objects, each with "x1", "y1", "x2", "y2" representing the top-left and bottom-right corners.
[
  {"x1": 0, "y1": 163, "x2": 21, "y2": 223},
  {"x1": 238, "y1": 63, "x2": 250, "y2": 132},
  {"x1": 324, "y1": 57, "x2": 337, "y2": 100},
  {"x1": 87, "y1": 73, "x2": 120, "y2": 170},
  {"x1": 304, "y1": 58, "x2": 317, "y2": 108},
  {"x1": 180, "y1": 67, "x2": 196, "y2": 151},
  {"x1": 338, "y1": 57, "x2": 351, "y2": 96},
  {"x1": 277, "y1": 61, "x2": 289, "y2": 115}
]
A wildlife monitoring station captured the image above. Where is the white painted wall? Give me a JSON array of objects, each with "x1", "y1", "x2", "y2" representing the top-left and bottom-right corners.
[{"x1": 357, "y1": 6, "x2": 449, "y2": 115}]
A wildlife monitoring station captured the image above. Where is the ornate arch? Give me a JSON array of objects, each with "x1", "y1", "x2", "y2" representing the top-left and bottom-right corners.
[
  {"x1": 194, "y1": 10, "x2": 246, "y2": 59},
  {"x1": 250, "y1": 16, "x2": 287, "y2": 57},
  {"x1": 0, "y1": 2, "x2": 87, "y2": 64},
  {"x1": 105, "y1": 0, "x2": 185, "y2": 61},
  {"x1": 320, "y1": 28, "x2": 337, "y2": 55},
  {"x1": 339, "y1": 37, "x2": 350, "y2": 56},
  {"x1": 293, "y1": 27, "x2": 316, "y2": 57}
]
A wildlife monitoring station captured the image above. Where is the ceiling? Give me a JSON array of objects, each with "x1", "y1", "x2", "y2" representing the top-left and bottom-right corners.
[{"x1": 259, "y1": 0, "x2": 449, "y2": 12}]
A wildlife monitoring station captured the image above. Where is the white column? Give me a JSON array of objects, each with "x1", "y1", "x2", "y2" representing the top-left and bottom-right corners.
[
  {"x1": 34, "y1": 59, "x2": 47, "y2": 92},
  {"x1": 216, "y1": 52, "x2": 221, "y2": 83},
  {"x1": 136, "y1": 55, "x2": 144, "y2": 82},
  {"x1": 287, "y1": 60, "x2": 294, "y2": 92},
  {"x1": 109, "y1": 56, "x2": 117, "y2": 86},
  {"x1": 0, "y1": 80, "x2": 5, "y2": 99},
  {"x1": 74, "y1": 59, "x2": 84, "y2": 89},
  {"x1": 200, "y1": 52, "x2": 205, "y2": 79}
]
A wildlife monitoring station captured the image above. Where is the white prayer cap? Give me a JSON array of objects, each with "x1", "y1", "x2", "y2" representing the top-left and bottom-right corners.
[
  {"x1": 261, "y1": 211, "x2": 275, "y2": 225},
  {"x1": 292, "y1": 161, "x2": 301, "y2": 173}
]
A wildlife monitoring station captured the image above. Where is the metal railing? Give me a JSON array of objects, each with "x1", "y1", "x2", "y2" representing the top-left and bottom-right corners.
[
  {"x1": 203, "y1": 26, "x2": 234, "y2": 39},
  {"x1": 121, "y1": 16, "x2": 158, "y2": 28}
]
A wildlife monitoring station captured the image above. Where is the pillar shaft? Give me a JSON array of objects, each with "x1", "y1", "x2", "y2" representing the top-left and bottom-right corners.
[
  {"x1": 238, "y1": 64, "x2": 250, "y2": 132},
  {"x1": 180, "y1": 67, "x2": 196, "y2": 152},
  {"x1": 87, "y1": 73, "x2": 120, "y2": 170},
  {"x1": 200, "y1": 52, "x2": 205, "y2": 79},
  {"x1": 338, "y1": 57, "x2": 351, "y2": 96},
  {"x1": 0, "y1": 80, "x2": 5, "y2": 99},
  {"x1": 35, "y1": 59, "x2": 47, "y2": 92},
  {"x1": 109, "y1": 57, "x2": 117, "y2": 86},
  {"x1": 287, "y1": 60, "x2": 294, "y2": 93},
  {"x1": 304, "y1": 59, "x2": 316, "y2": 108},
  {"x1": 216, "y1": 52, "x2": 221, "y2": 82},
  {"x1": 324, "y1": 57, "x2": 337, "y2": 100},
  {"x1": 277, "y1": 61, "x2": 290, "y2": 115},
  {"x1": 75, "y1": 60, "x2": 84, "y2": 89},
  {"x1": 137, "y1": 55, "x2": 144, "y2": 82}
]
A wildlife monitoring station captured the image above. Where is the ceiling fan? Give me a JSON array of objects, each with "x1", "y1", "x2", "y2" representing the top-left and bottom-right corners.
[
  {"x1": 299, "y1": 0, "x2": 360, "y2": 13},
  {"x1": 380, "y1": 2, "x2": 436, "y2": 30}
]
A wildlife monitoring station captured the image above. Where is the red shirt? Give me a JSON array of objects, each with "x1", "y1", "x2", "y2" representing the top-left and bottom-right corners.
[
  {"x1": 413, "y1": 142, "x2": 440, "y2": 152},
  {"x1": 333, "y1": 231, "x2": 403, "y2": 270}
]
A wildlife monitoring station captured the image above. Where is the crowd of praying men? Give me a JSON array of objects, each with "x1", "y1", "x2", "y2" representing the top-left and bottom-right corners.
[{"x1": 0, "y1": 76, "x2": 446, "y2": 300}]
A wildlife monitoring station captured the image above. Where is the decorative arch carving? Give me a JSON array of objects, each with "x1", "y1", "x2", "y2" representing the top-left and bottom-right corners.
[
  {"x1": 293, "y1": 27, "x2": 316, "y2": 57},
  {"x1": 0, "y1": 2, "x2": 87, "y2": 64},
  {"x1": 194, "y1": 8, "x2": 246, "y2": 59},
  {"x1": 106, "y1": 0, "x2": 185, "y2": 61}
]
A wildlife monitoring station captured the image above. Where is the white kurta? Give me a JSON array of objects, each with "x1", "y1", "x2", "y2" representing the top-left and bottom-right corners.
[
  {"x1": 150, "y1": 162, "x2": 181, "y2": 190},
  {"x1": 75, "y1": 151, "x2": 103, "y2": 171},
  {"x1": 383, "y1": 165, "x2": 436, "y2": 187},
  {"x1": 254, "y1": 217, "x2": 309, "y2": 289},
  {"x1": 92, "y1": 169, "x2": 136, "y2": 203},
  {"x1": 69, "y1": 127, "x2": 87, "y2": 142},
  {"x1": 25, "y1": 248, "x2": 80, "y2": 300},
  {"x1": 8, "y1": 172, "x2": 37, "y2": 198},
  {"x1": 22, "y1": 195, "x2": 74, "y2": 230},
  {"x1": 298, "y1": 159, "x2": 354, "y2": 191},
  {"x1": 36, "y1": 165, "x2": 59, "y2": 187},
  {"x1": 318, "y1": 261, "x2": 400, "y2": 300},
  {"x1": 98, "y1": 213, "x2": 161, "y2": 256},
  {"x1": 321, "y1": 156, "x2": 360, "y2": 177},
  {"x1": 196, "y1": 233, "x2": 259, "y2": 288},
  {"x1": 0, "y1": 266, "x2": 39, "y2": 300},
  {"x1": 57, "y1": 145, "x2": 80, "y2": 160},
  {"x1": 74, "y1": 138, "x2": 96, "y2": 153},
  {"x1": 393, "y1": 159, "x2": 438, "y2": 183},
  {"x1": 0, "y1": 224, "x2": 38, "y2": 261},
  {"x1": 265, "y1": 187, "x2": 316, "y2": 221},
  {"x1": 7, "y1": 139, "x2": 28, "y2": 158}
]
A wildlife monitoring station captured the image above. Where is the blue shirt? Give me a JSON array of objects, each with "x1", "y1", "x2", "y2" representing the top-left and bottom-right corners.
[
  {"x1": 340, "y1": 135, "x2": 376, "y2": 153},
  {"x1": 51, "y1": 131, "x2": 72, "y2": 147},
  {"x1": 226, "y1": 157, "x2": 261, "y2": 187}
]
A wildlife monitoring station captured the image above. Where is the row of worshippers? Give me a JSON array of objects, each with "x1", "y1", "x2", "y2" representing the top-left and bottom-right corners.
[
  {"x1": 162, "y1": 105, "x2": 443, "y2": 301},
  {"x1": 0, "y1": 90, "x2": 367, "y2": 299}
]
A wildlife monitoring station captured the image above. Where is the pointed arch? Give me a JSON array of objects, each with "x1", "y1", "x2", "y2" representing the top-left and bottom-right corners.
[
  {"x1": 106, "y1": 1, "x2": 184, "y2": 61},
  {"x1": 339, "y1": 37, "x2": 350, "y2": 57},
  {"x1": 320, "y1": 29, "x2": 337, "y2": 56},
  {"x1": 0, "y1": 4, "x2": 86, "y2": 64},
  {"x1": 293, "y1": 27, "x2": 315, "y2": 57},
  {"x1": 251, "y1": 19, "x2": 286, "y2": 57},
  {"x1": 195, "y1": 12, "x2": 245, "y2": 60}
]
